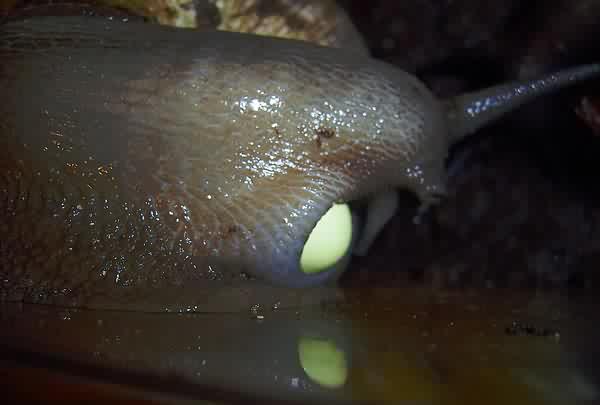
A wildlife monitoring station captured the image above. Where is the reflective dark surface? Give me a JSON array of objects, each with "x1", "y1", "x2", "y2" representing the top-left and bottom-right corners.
[{"x1": 2, "y1": 285, "x2": 599, "y2": 404}]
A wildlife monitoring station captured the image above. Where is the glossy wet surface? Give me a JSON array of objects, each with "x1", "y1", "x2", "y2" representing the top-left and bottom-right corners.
[{"x1": 2, "y1": 285, "x2": 599, "y2": 404}]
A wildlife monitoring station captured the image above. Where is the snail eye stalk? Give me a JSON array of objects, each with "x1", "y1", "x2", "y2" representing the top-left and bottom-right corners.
[{"x1": 300, "y1": 203, "x2": 353, "y2": 274}]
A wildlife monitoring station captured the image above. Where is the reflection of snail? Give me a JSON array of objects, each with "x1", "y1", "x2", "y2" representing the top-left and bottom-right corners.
[
  {"x1": 1, "y1": 4, "x2": 599, "y2": 311},
  {"x1": 0, "y1": 301, "x2": 354, "y2": 401}
]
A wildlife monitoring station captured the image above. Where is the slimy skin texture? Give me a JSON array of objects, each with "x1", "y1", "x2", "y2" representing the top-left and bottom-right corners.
[
  {"x1": 0, "y1": 16, "x2": 446, "y2": 309},
  {"x1": 1, "y1": 15, "x2": 598, "y2": 310}
]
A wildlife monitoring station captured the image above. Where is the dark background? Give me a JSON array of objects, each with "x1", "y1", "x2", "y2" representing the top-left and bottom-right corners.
[{"x1": 337, "y1": 0, "x2": 600, "y2": 290}]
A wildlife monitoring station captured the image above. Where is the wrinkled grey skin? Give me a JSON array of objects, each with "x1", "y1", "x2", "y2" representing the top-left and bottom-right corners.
[{"x1": 1, "y1": 15, "x2": 598, "y2": 311}]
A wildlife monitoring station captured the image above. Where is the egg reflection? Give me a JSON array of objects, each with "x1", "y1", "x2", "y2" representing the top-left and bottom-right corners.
[{"x1": 298, "y1": 336, "x2": 349, "y2": 388}]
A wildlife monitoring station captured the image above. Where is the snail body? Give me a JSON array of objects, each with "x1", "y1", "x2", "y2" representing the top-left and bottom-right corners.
[{"x1": 1, "y1": 15, "x2": 598, "y2": 309}]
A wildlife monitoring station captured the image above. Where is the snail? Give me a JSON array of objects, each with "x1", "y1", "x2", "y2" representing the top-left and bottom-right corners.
[{"x1": 1, "y1": 12, "x2": 598, "y2": 310}]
